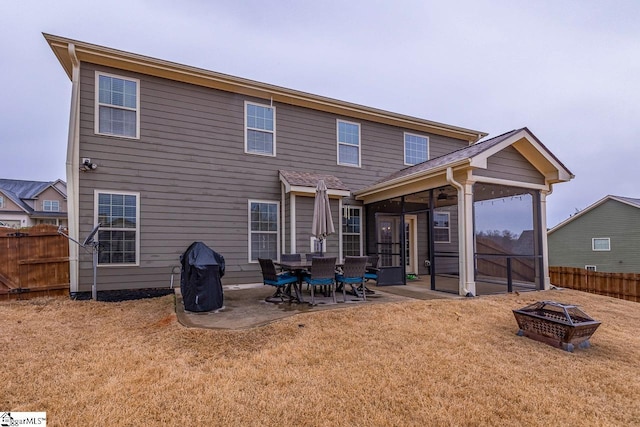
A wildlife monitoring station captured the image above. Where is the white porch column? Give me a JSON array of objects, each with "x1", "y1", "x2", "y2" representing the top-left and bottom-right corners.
[
  {"x1": 540, "y1": 190, "x2": 551, "y2": 289},
  {"x1": 448, "y1": 168, "x2": 476, "y2": 297},
  {"x1": 462, "y1": 182, "x2": 476, "y2": 296},
  {"x1": 289, "y1": 193, "x2": 296, "y2": 254}
]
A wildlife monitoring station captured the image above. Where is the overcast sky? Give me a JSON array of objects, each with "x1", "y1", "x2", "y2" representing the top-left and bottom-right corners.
[{"x1": 1, "y1": 0, "x2": 639, "y2": 227}]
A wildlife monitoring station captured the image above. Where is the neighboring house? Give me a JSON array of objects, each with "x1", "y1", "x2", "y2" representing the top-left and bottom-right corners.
[
  {"x1": 0, "y1": 179, "x2": 67, "y2": 228},
  {"x1": 45, "y1": 34, "x2": 573, "y2": 296},
  {"x1": 548, "y1": 195, "x2": 640, "y2": 273}
]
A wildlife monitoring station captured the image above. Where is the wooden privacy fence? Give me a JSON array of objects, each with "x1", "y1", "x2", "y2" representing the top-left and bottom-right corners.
[
  {"x1": 549, "y1": 266, "x2": 639, "y2": 302},
  {"x1": 0, "y1": 224, "x2": 69, "y2": 300}
]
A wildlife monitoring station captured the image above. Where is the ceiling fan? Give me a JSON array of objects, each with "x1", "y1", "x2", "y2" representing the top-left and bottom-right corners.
[{"x1": 437, "y1": 188, "x2": 457, "y2": 201}]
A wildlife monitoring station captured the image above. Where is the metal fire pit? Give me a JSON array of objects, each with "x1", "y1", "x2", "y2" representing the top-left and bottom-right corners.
[{"x1": 513, "y1": 301, "x2": 601, "y2": 352}]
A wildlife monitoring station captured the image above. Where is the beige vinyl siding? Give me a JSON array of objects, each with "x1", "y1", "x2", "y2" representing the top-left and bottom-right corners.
[
  {"x1": 38, "y1": 187, "x2": 67, "y2": 212},
  {"x1": 473, "y1": 145, "x2": 545, "y2": 185},
  {"x1": 76, "y1": 63, "x2": 475, "y2": 289},
  {"x1": 548, "y1": 199, "x2": 640, "y2": 273},
  {"x1": 292, "y1": 195, "x2": 340, "y2": 256},
  {"x1": 0, "y1": 196, "x2": 22, "y2": 212}
]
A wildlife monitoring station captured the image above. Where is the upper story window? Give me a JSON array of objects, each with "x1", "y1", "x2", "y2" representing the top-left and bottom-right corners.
[
  {"x1": 337, "y1": 120, "x2": 361, "y2": 167},
  {"x1": 245, "y1": 102, "x2": 275, "y2": 156},
  {"x1": 96, "y1": 72, "x2": 139, "y2": 138},
  {"x1": 43, "y1": 200, "x2": 60, "y2": 212},
  {"x1": 404, "y1": 133, "x2": 429, "y2": 165},
  {"x1": 433, "y1": 212, "x2": 450, "y2": 243},
  {"x1": 0, "y1": 196, "x2": 4, "y2": 208},
  {"x1": 592, "y1": 237, "x2": 610, "y2": 251},
  {"x1": 95, "y1": 190, "x2": 140, "y2": 265}
]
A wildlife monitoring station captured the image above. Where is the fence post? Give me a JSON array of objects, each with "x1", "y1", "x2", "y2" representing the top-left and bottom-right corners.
[{"x1": 506, "y1": 257, "x2": 513, "y2": 293}]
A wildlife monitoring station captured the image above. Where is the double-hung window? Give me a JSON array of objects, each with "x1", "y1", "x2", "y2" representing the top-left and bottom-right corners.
[
  {"x1": 404, "y1": 132, "x2": 429, "y2": 165},
  {"x1": 43, "y1": 200, "x2": 60, "y2": 212},
  {"x1": 95, "y1": 191, "x2": 140, "y2": 265},
  {"x1": 248, "y1": 200, "x2": 279, "y2": 262},
  {"x1": 337, "y1": 120, "x2": 361, "y2": 167},
  {"x1": 592, "y1": 237, "x2": 610, "y2": 251},
  {"x1": 245, "y1": 102, "x2": 275, "y2": 156},
  {"x1": 0, "y1": 196, "x2": 4, "y2": 208},
  {"x1": 342, "y1": 206, "x2": 362, "y2": 256},
  {"x1": 433, "y1": 212, "x2": 450, "y2": 243},
  {"x1": 96, "y1": 72, "x2": 139, "y2": 138}
]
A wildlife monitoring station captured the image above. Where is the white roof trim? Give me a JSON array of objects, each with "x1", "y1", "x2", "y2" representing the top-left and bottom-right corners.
[{"x1": 548, "y1": 195, "x2": 640, "y2": 234}]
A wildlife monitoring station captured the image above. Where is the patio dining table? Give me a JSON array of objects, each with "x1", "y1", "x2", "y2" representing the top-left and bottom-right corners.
[{"x1": 274, "y1": 259, "x2": 348, "y2": 303}]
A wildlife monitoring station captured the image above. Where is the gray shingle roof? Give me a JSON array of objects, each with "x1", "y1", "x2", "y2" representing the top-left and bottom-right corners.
[
  {"x1": 0, "y1": 179, "x2": 65, "y2": 213},
  {"x1": 370, "y1": 128, "x2": 523, "y2": 186},
  {"x1": 279, "y1": 170, "x2": 350, "y2": 191}
]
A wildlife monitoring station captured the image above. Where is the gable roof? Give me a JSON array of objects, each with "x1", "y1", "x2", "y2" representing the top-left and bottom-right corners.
[
  {"x1": 0, "y1": 179, "x2": 67, "y2": 214},
  {"x1": 548, "y1": 195, "x2": 640, "y2": 234},
  {"x1": 44, "y1": 33, "x2": 487, "y2": 143},
  {"x1": 355, "y1": 127, "x2": 573, "y2": 199},
  {"x1": 279, "y1": 170, "x2": 350, "y2": 197}
]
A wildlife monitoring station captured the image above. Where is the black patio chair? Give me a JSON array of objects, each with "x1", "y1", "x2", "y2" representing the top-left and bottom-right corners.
[
  {"x1": 281, "y1": 253, "x2": 301, "y2": 262},
  {"x1": 336, "y1": 256, "x2": 369, "y2": 302},
  {"x1": 303, "y1": 257, "x2": 337, "y2": 305},
  {"x1": 305, "y1": 253, "x2": 325, "y2": 261},
  {"x1": 365, "y1": 255, "x2": 380, "y2": 285},
  {"x1": 280, "y1": 253, "x2": 302, "y2": 273},
  {"x1": 259, "y1": 258, "x2": 298, "y2": 303}
]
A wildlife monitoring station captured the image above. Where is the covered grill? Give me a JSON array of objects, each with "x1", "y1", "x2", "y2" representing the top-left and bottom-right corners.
[
  {"x1": 513, "y1": 300, "x2": 601, "y2": 352},
  {"x1": 180, "y1": 242, "x2": 225, "y2": 312}
]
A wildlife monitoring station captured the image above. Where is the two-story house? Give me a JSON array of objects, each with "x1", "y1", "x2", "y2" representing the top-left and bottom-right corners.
[
  {"x1": 548, "y1": 195, "x2": 640, "y2": 273},
  {"x1": 0, "y1": 179, "x2": 67, "y2": 228},
  {"x1": 45, "y1": 34, "x2": 573, "y2": 297}
]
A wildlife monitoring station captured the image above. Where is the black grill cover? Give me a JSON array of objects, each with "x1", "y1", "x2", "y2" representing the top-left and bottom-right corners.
[{"x1": 180, "y1": 242, "x2": 225, "y2": 312}]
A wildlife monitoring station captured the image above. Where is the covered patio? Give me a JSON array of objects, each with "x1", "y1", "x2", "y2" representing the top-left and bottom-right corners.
[{"x1": 353, "y1": 128, "x2": 573, "y2": 296}]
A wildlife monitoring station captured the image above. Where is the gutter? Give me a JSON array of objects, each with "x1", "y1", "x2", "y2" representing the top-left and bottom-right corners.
[
  {"x1": 354, "y1": 159, "x2": 470, "y2": 200},
  {"x1": 44, "y1": 34, "x2": 487, "y2": 143},
  {"x1": 65, "y1": 43, "x2": 80, "y2": 294}
]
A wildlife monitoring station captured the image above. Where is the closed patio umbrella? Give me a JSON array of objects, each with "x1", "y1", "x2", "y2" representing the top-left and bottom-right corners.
[{"x1": 311, "y1": 179, "x2": 335, "y2": 254}]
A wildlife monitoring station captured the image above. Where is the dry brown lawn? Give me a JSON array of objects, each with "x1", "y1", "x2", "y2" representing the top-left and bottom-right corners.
[{"x1": 1, "y1": 289, "x2": 639, "y2": 426}]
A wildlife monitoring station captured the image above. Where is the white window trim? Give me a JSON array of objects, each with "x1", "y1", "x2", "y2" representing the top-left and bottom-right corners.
[
  {"x1": 336, "y1": 119, "x2": 361, "y2": 167},
  {"x1": 244, "y1": 101, "x2": 276, "y2": 157},
  {"x1": 94, "y1": 190, "x2": 141, "y2": 267},
  {"x1": 43, "y1": 200, "x2": 60, "y2": 212},
  {"x1": 248, "y1": 199, "x2": 280, "y2": 263},
  {"x1": 0, "y1": 196, "x2": 4, "y2": 208},
  {"x1": 434, "y1": 211, "x2": 451, "y2": 244},
  {"x1": 585, "y1": 265, "x2": 597, "y2": 271},
  {"x1": 94, "y1": 71, "x2": 140, "y2": 139},
  {"x1": 342, "y1": 206, "x2": 363, "y2": 256},
  {"x1": 592, "y1": 237, "x2": 610, "y2": 251},
  {"x1": 403, "y1": 132, "x2": 429, "y2": 166}
]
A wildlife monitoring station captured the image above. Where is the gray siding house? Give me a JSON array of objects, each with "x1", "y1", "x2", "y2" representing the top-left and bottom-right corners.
[
  {"x1": 46, "y1": 34, "x2": 573, "y2": 297},
  {"x1": 548, "y1": 196, "x2": 640, "y2": 273}
]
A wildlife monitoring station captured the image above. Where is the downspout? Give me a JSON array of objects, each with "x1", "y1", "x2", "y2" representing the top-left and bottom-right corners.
[
  {"x1": 280, "y1": 182, "x2": 285, "y2": 257},
  {"x1": 445, "y1": 167, "x2": 472, "y2": 296},
  {"x1": 66, "y1": 43, "x2": 81, "y2": 294}
]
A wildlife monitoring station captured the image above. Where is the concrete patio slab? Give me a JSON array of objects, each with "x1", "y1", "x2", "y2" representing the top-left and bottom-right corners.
[{"x1": 175, "y1": 280, "x2": 459, "y2": 330}]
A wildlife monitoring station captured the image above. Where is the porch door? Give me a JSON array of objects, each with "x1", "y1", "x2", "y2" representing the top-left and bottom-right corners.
[{"x1": 377, "y1": 214, "x2": 418, "y2": 274}]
